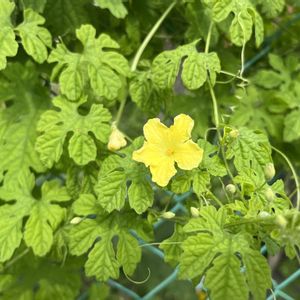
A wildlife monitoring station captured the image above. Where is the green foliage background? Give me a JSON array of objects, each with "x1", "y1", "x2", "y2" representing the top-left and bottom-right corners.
[{"x1": 0, "y1": 0, "x2": 300, "y2": 299}]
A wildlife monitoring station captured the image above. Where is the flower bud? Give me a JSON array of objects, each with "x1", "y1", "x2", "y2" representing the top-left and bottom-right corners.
[
  {"x1": 276, "y1": 215, "x2": 288, "y2": 228},
  {"x1": 70, "y1": 217, "x2": 82, "y2": 225},
  {"x1": 226, "y1": 184, "x2": 236, "y2": 194},
  {"x1": 190, "y1": 207, "x2": 200, "y2": 218},
  {"x1": 229, "y1": 129, "x2": 239, "y2": 138},
  {"x1": 258, "y1": 211, "x2": 271, "y2": 218},
  {"x1": 107, "y1": 124, "x2": 127, "y2": 151},
  {"x1": 162, "y1": 211, "x2": 176, "y2": 219},
  {"x1": 264, "y1": 187, "x2": 275, "y2": 202},
  {"x1": 264, "y1": 163, "x2": 275, "y2": 181}
]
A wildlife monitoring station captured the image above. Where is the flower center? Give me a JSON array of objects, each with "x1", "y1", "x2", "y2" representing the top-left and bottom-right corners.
[{"x1": 166, "y1": 148, "x2": 174, "y2": 156}]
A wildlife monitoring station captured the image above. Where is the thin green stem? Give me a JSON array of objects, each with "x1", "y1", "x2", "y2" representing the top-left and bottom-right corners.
[
  {"x1": 207, "y1": 79, "x2": 220, "y2": 128},
  {"x1": 115, "y1": 1, "x2": 177, "y2": 125},
  {"x1": 207, "y1": 79, "x2": 243, "y2": 198},
  {"x1": 205, "y1": 22, "x2": 213, "y2": 54},
  {"x1": 3, "y1": 248, "x2": 30, "y2": 271},
  {"x1": 115, "y1": 97, "x2": 127, "y2": 125},
  {"x1": 271, "y1": 146, "x2": 300, "y2": 210},
  {"x1": 131, "y1": 1, "x2": 176, "y2": 72},
  {"x1": 240, "y1": 42, "x2": 246, "y2": 76},
  {"x1": 224, "y1": 216, "x2": 275, "y2": 228},
  {"x1": 207, "y1": 191, "x2": 224, "y2": 207},
  {"x1": 220, "y1": 70, "x2": 249, "y2": 83}
]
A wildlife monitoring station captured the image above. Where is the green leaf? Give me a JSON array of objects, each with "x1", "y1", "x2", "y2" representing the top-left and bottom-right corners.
[
  {"x1": 69, "y1": 199, "x2": 152, "y2": 280},
  {"x1": 171, "y1": 169, "x2": 210, "y2": 196},
  {"x1": 88, "y1": 283, "x2": 110, "y2": 300},
  {"x1": 117, "y1": 232, "x2": 141, "y2": 275},
  {"x1": 72, "y1": 194, "x2": 102, "y2": 216},
  {"x1": 228, "y1": 86, "x2": 285, "y2": 139},
  {"x1": 210, "y1": 0, "x2": 233, "y2": 22},
  {"x1": 48, "y1": 25, "x2": 129, "y2": 101},
  {"x1": 284, "y1": 109, "x2": 300, "y2": 142},
  {"x1": 192, "y1": 170, "x2": 210, "y2": 196},
  {"x1": 95, "y1": 138, "x2": 154, "y2": 213},
  {"x1": 179, "y1": 233, "x2": 220, "y2": 279},
  {"x1": 182, "y1": 52, "x2": 220, "y2": 88},
  {"x1": 185, "y1": 2, "x2": 219, "y2": 44},
  {"x1": 44, "y1": 0, "x2": 90, "y2": 36},
  {"x1": 16, "y1": 9, "x2": 52, "y2": 63},
  {"x1": 0, "y1": 172, "x2": 70, "y2": 260},
  {"x1": 230, "y1": 9, "x2": 253, "y2": 47},
  {"x1": 85, "y1": 236, "x2": 120, "y2": 280},
  {"x1": 0, "y1": 62, "x2": 47, "y2": 182},
  {"x1": 171, "y1": 171, "x2": 193, "y2": 194},
  {"x1": 256, "y1": 0, "x2": 285, "y2": 18},
  {"x1": 252, "y1": 70, "x2": 283, "y2": 88},
  {"x1": 24, "y1": 180, "x2": 70, "y2": 256},
  {"x1": 241, "y1": 249, "x2": 271, "y2": 300},
  {"x1": 24, "y1": 203, "x2": 64, "y2": 256},
  {"x1": 94, "y1": 0, "x2": 128, "y2": 19},
  {"x1": 129, "y1": 69, "x2": 161, "y2": 115},
  {"x1": 205, "y1": 252, "x2": 248, "y2": 300},
  {"x1": 0, "y1": 218, "x2": 23, "y2": 263},
  {"x1": 160, "y1": 224, "x2": 186, "y2": 266},
  {"x1": 183, "y1": 206, "x2": 226, "y2": 234},
  {"x1": 0, "y1": 0, "x2": 18, "y2": 70},
  {"x1": 207, "y1": 0, "x2": 264, "y2": 47},
  {"x1": 224, "y1": 127, "x2": 272, "y2": 178},
  {"x1": 1, "y1": 256, "x2": 81, "y2": 300},
  {"x1": 197, "y1": 139, "x2": 227, "y2": 177},
  {"x1": 128, "y1": 180, "x2": 154, "y2": 214},
  {"x1": 22, "y1": 0, "x2": 47, "y2": 12},
  {"x1": 253, "y1": 10, "x2": 264, "y2": 47},
  {"x1": 96, "y1": 170, "x2": 127, "y2": 212},
  {"x1": 35, "y1": 96, "x2": 111, "y2": 167},
  {"x1": 152, "y1": 41, "x2": 220, "y2": 90},
  {"x1": 68, "y1": 218, "x2": 103, "y2": 255}
]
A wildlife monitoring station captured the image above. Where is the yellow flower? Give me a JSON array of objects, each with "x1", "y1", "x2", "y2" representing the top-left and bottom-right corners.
[
  {"x1": 132, "y1": 114, "x2": 203, "y2": 187},
  {"x1": 107, "y1": 124, "x2": 127, "y2": 151}
]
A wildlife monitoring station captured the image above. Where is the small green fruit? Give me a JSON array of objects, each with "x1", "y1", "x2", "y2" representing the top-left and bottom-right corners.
[
  {"x1": 226, "y1": 184, "x2": 236, "y2": 194},
  {"x1": 190, "y1": 207, "x2": 200, "y2": 218},
  {"x1": 162, "y1": 211, "x2": 176, "y2": 219}
]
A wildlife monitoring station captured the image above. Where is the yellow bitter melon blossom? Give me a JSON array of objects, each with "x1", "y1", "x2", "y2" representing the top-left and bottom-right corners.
[{"x1": 132, "y1": 114, "x2": 203, "y2": 187}]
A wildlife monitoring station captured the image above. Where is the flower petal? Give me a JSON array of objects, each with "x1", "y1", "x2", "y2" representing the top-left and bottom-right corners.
[
  {"x1": 132, "y1": 142, "x2": 163, "y2": 166},
  {"x1": 150, "y1": 158, "x2": 177, "y2": 187},
  {"x1": 174, "y1": 140, "x2": 203, "y2": 170},
  {"x1": 143, "y1": 118, "x2": 169, "y2": 144},
  {"x1": 170, "y1": 114, "x2": 194, "y2": 143}
]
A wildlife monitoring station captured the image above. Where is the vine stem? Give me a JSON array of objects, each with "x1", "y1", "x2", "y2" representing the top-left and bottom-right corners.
[
  {"x1": 219, "y1": 70, "x2": 249, "y2": 83},
  {"x1": 240, "y1": 42, "x2": 246, "y2": 77},
  {"x1": 207, "y1": 79, "x2": 220, "y2": 129},
  {"x1": 115, "y1": 0, "x2": 177, "y2": 125},
  {"x1": 3, "y1": 248, "x2": 29, "y2": 270},
  {"x1": 224, "y1": 216, "x2": 275, "y2": 228},
  {"x1": 271, "y1": 146, "x2": 300, "y2": 210},
  {"x1": 208, "y1": 77, "x2": 243, "y2": 199},
  {"x1": 204, "y1": 22, "x2": 213, "y2": 54}
]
